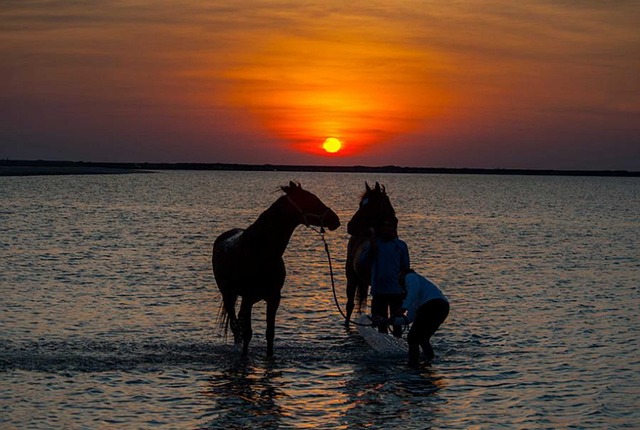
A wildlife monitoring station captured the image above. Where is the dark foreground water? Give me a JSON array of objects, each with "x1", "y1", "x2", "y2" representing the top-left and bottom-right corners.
[{"x1": 1, "y1": 171, "x2": 638, "y2": 428}]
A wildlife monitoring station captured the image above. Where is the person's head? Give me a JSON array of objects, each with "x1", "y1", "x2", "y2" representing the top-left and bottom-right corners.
[
  {"x1": 378, "y1": 219, "x2": 397, "y2": 241},
  {"x1": 399, "y1": 268, "x2": 415, "y2": 288}
]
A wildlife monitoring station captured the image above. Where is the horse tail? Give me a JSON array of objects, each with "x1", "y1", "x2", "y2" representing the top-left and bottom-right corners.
[
  {"x1": 350, "y1": 237, "x2": 372, "y2": 313},
  {"x1": 355, "y1": 283, "x2": 369, "y2": 312},
  {"x1": 216, "y1": 294, "x2": 236, "y2": 340},
  {"x1": 212, "y1": 232, "x2": 239, "y2": 340}
]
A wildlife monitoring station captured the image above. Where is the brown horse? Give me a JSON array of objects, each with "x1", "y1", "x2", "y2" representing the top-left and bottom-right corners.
[
  {"x1": 344, "y1": 182, "x2": 397, "y2": 326},
  {"x1": 213, "y1": 182, "x2": 340, "y2": 357}
]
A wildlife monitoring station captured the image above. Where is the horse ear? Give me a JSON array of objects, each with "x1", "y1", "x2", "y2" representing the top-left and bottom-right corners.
[
  {"x1": 365, "y1": 182, "x2": 371, "y2": 192},
  {"x1": 289, "y1": 181, "x2": 297, "y2": 189},
  {"x1": 375, "y1": 182, "x2": 381, "y2": 192}
]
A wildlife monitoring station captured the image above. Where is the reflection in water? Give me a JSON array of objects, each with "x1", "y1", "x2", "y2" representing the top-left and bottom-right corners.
[
  {"x1": 204, "y1": 359, "x2": 285, "y2": 429},
  {"x1": 200, "y1": 350, "x2": 445, "y2": 428},
  {"x1": 342, "y1": 359, "x2": 446, "y2": 428}
]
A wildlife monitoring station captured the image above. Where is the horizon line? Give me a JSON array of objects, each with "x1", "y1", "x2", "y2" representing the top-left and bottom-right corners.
[{"x1": 1, "y1": 159, "x2": 639, "y2": 177}]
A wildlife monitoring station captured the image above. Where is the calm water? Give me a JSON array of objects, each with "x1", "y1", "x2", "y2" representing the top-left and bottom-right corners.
[{"x1": 1, "y1": 171, "x2": 638, "y2": 429}]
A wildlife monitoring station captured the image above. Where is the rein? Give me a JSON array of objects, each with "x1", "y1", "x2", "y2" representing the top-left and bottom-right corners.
[
  {"x1": 308, "y1": 226, "x2": 409, "y2": 333},
  {"x1": 307, "y1": 226, "x2": 374, "y2": 328},
  {"x1": 284, "y1": 194, "x2": 362, "y2": 324},
  {"x1": 288, "y1": 194, "x2": 401, "y2": 330}
]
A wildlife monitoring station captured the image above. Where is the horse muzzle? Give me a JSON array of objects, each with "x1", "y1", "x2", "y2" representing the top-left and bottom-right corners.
[{"x1": 323, "y1": 210, "x2": 340, "y2": 231}]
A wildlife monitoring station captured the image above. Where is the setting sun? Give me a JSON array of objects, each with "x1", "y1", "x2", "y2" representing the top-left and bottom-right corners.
[{"x1": 322, "y1": 137, "x2": 342, "y2": 153}]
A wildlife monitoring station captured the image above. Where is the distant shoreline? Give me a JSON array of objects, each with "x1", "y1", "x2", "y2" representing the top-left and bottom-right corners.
[{"x1": 1, "y1": 160, "x2": 638, "y2": 177}]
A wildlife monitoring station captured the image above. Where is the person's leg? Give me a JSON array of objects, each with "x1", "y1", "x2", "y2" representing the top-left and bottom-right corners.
[
  {"x1": 370, "y1": 295, "x2": 389, "y2": 334},
  {"x1": 406, "y1": 324, "x2": 421, "y2": 367},
  {"x1": 409, "y1": 306, "x2": 431, "y2": 362},
  {"x1": 420, "y1": 338, "x2": 434, "y2": 361},
  {"x1": 418, "y1": 300, "x2": 450, "y2": 360}
]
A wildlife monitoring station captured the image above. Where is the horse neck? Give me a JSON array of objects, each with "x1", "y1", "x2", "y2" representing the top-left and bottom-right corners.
[{"x1": 244, "y1": 196, "x2": 300, "y2": 256}]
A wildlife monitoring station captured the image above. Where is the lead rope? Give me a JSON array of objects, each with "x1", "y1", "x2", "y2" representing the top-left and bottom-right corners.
[{"x1": 308, "y1": 226, "x2": 373, "y2": 327}]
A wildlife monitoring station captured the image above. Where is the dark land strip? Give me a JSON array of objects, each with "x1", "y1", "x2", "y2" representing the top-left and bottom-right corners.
[{"x1": 1, "y1": 160, "x2": 638, "y2": 177}]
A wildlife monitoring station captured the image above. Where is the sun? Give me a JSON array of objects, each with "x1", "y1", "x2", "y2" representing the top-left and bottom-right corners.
[{"x1": 322, "y1": 137, "x2": 342, "y2": 153}]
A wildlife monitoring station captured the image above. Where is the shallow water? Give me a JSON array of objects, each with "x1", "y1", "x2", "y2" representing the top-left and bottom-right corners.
[{"x1": 1, "y1": 171, "x2": 638, "y2": 428}]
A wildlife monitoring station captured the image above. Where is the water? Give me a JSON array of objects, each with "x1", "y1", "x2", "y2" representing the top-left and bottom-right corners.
[{"x1": 1, "y1": 171, "x2": 638, "y2": 429}]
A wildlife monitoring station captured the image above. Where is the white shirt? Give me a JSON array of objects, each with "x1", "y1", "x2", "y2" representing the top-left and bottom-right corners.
[{"x1": 401, "y1": 273, "x2": 448, "y2": 322}]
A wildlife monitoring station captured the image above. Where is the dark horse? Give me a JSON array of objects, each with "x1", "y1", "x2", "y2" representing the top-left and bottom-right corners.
[
  {"x1": 212, "y1": 182, "x2": 340, "y2": 357},
  {"x1": 344, "y1": 182, "x2": 397, "y2": 326}
]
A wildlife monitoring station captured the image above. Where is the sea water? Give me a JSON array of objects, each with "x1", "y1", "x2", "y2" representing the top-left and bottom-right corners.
[{"x1": 1, "y1": 171, "x2": 638, "y2": 429}]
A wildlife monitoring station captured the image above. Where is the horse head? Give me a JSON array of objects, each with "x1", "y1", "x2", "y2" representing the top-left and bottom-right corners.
[
  {"x1": 281, "y1": 181, "x2": 340, "y2": 231},
  {"x1": 346, "y1": 181, "x2": 397, "y2": 236}
]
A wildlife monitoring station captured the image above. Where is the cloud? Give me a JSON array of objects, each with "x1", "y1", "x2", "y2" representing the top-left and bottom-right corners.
[{"x1": 1, "y1": 1, "x2": 638, "y2": 168}]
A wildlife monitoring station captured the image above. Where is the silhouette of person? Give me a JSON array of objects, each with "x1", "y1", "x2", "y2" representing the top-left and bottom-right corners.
[
  {"x1": 396, "y1": 268, "x2": 449, "y2": 366},
  {"x1": 360, "y1": 219, "x2": 410, "y2": 337}
]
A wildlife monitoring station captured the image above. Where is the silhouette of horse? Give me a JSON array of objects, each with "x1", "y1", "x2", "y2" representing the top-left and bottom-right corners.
[
  {"x1": 213, "y1": 181, "x2": 340, "y2": 357},
  {"x1": 344, "y1": 182, "x2": 397, "y2": 326}
]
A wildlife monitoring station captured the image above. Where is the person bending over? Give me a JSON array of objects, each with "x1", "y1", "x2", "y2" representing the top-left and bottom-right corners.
[{"x1": 396, "y1": 269, "x2": 449, "y2": 366}]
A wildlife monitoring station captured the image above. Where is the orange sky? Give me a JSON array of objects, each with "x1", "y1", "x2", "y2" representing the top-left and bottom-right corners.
[
  {"x1": 1, "y1": 1, "x2": 639, "y2": 169},
  {"x1": 216, "y1": 21, "x2": 451, "y2": 157}
]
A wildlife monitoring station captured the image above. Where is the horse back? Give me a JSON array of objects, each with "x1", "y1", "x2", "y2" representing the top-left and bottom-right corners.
[
  {"x1": 212, "y1": 228, "x2": 244, "y2": 289},
  {"x1": 214, "y1": 228, "x2": 244, "y2": 251},
  {"x1": 213, "y1": 227, "x2": 286, "y2": 299}
]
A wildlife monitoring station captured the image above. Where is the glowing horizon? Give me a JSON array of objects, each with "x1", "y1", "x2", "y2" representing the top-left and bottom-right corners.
[
  {"x1": 216, "y1": 25, "x2": 451, "y2": 157},
  {"x1": 1, "y1": 1, "x2": 639, "y2": 170}
]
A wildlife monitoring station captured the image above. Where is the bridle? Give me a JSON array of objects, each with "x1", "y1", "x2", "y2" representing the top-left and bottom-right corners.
[
  {"x1": 352, "y1": 193, "x2": 394, "y2": 234},
  {"x1": 285, "y1": 195, "x2": 333, "y2": 233}
]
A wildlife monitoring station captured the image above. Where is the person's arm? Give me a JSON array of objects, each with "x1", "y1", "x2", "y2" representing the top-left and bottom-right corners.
[
  {"x1": 401, "y1": 241, "x2": 410, "y2": 271},
  {"x1": 402, "y1": 280, "x2": 418, "y2": 310},
  {"x1": 398, "y1": 275, "x2": 419, "y2": 322}
]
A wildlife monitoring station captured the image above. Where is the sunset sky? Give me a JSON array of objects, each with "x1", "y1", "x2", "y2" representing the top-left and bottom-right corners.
[{"x1": 2, "y1": 1, "x2": 639, "y2": 170}]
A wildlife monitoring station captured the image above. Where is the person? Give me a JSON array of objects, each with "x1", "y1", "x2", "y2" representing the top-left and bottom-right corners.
[
  {"x1": 360, "y1": 219, "x2": 410, "y2": 336},
  {"x1": 395, "y1": 268, "x2": 449, "y2": 366}
]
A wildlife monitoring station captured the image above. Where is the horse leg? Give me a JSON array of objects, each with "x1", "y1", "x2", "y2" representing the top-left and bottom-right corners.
[
  {"x1": 238, "y1": 298, "x2": 254, "y2": 357},
  {"x1": 345, "y1": 273, "x2": 357, "y2": 327},
  {"x1": 266, "y1": 293, "x2": 281, "y2": 358},
  {"x1": 345, "y1": 251, "x2": 357, "y2": 326}
]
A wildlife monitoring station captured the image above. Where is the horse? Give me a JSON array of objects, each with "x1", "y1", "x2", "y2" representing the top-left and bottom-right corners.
[
  {"x1": 344, "y1": 182, "x2": 397, "y2": 326},
  {"x1": 212, "y1": 181, "x2": 340, "y2": 357}
]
